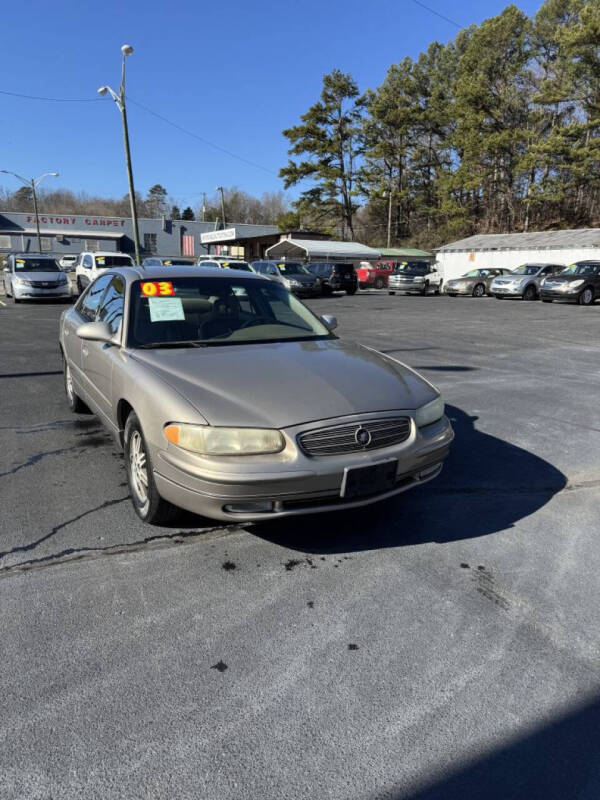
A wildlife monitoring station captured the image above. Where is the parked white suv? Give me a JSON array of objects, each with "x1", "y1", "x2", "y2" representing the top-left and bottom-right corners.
[{"x1": 75, "y1": 251, "x2": 134, "y2": 294}]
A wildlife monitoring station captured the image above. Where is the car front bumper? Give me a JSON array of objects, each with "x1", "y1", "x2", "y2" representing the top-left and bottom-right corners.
[
  {"x1": 389, "y1": 280, "x2": 426, "y2": 292},
  {"x1": 152, "y1": 414, "x2": 454, "y2": 521},
  {"x1": 13, "y1": 283, "x2": 71, "y2": 299},
  {"x1": 444, "y1": 284, "x2": 473, "y2": 295},
  {"x1": 491, "y1": 284, "x2": 524, "y2": 296},
  {"x1": 540, "y1": 288, "x2": 582, "y2": 302}
]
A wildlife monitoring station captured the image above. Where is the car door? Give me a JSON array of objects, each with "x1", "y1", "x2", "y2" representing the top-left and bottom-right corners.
[
  {"x1": 82, "y1": 274, "x2": 125, "y2": 424},
  {"x1": 2, "y1": 257, "x2": 12, "y2": 293},
  {"x1": 80, "y1": 254, "x2": 94, "y2": 287},
  {"x1": 535, "y1": 265, "x2": 554, "y2": 288},
  {"x1": 73, "y1": 274, "x2": 113, "y2": 409}
]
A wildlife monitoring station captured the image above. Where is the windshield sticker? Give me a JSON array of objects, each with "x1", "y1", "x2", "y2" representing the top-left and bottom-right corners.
[
  {"x1": 148, "y1": 297, "x2": 185, "y2": 322},
  {"x1": 163, "y1": 260, "x2": 172, "y2": 266},
  {"x1": 96, "y1": 257, "x2": 105, "y2": 266},
  {"x1": 141, "y1": 281, "x2": 174, "y2": 297},
  {"x1": 278, "y1": 264, "x2": 287, "y2": 270},
  {"x1": 16, "y1": 258, "x2": 25, "y2": 264}
]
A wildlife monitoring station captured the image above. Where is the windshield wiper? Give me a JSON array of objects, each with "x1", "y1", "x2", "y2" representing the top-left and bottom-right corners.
[{"x1": 137, "y1": 340, "x2": 209, "y2": 349}]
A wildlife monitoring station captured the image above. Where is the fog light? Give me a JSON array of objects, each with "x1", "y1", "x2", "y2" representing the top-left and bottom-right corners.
[
  {"x1": 223, "y1": 501, "x2": 274, "y2": 514},
  {"x1": 418, "y1": 464, "x2": 441, "y2": 480}
]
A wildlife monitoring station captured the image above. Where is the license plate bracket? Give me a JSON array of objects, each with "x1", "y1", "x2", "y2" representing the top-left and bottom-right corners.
[{"x1": 340, "y1": 459, "x2": 398, "y2": 499}]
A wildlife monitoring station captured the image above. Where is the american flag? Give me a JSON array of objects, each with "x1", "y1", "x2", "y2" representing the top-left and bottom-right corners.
[{"x1": 182, "y1": 234, "x2": 195, "y2": 256}]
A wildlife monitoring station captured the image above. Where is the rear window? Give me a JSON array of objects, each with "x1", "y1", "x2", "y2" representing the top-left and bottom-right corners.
[
  {"x1": 333, "y1": 264, "x2": 355, "y2": 276},
  {"x1": 95, "y1": 255, "x2": 134, "y2": 268}
]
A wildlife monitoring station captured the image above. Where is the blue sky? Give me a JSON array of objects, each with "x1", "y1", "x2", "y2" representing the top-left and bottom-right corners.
[{"x1": 1, "y1": 0, "x2": 543, "y2": 210}]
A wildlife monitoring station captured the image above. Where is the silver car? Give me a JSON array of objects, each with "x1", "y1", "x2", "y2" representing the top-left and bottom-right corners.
[
  {"x1": 59, "y1": 267, "x2": 453, "y2": 524},
  {"x1": 489, "y1": 263, "x2": 565, "y2": 300},
  {"x1": 3, "y1": 253, "x2": 71, "y2": 302}
]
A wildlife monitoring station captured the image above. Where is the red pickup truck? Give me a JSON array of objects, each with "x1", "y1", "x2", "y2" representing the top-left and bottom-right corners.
[{"x1": 356, "y1": 261, "x2": 394, "y2": 289}]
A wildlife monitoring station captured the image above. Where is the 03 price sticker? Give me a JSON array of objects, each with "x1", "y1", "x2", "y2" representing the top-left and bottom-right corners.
[{"x1": 141, "y1": 281, "x2": 175, "y2": 297}]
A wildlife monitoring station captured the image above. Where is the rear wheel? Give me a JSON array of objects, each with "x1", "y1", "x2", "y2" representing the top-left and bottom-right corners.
[
  {"x1": 523, "y1": 283, "x2": 537, "y2": 301},
  {"x1": 578, "y1": 287, "x2": 594, "y2": 306},
  {"x1": 374, "y1": 276, "x2": 385, "y2": 290},
  {"x1": 124, "y1": 411, "x2": 179, "y2": 525},
  {"x1": 346, "y1": 288, "x2": 356, "y2": 295},
  {"x1": 472, "y1": 283, "x2": 485, "y2": 298},
  {"x1": 63, "y1": 358, "x2": 90, "y2": 413}
]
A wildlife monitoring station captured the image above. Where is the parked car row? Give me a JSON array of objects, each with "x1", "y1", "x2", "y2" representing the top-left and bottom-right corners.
[{"x1": 440, "y1": 262, "x2": 600, "y2": 305}]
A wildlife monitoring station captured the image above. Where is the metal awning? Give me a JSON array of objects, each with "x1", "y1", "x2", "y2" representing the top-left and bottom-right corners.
[
  {"x1": 0, "y1": 229, "x2": 124, "y2": 238},
  {"x1": 265, "y1": 238, "x2": 381, "y2": 262}
]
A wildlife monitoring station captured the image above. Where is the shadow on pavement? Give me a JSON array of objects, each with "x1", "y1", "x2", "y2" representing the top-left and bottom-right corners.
[
  {"x1": 248, "y1": 404, "x2": 567, "y2": 554},
  {"x1": 388, "y1": 695, "x2": 600, "y2": 800}
]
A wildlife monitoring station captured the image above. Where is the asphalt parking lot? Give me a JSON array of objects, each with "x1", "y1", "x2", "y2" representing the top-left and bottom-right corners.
[{"x1": 1, "y1": 290, "x2": 599, "y2": 800}]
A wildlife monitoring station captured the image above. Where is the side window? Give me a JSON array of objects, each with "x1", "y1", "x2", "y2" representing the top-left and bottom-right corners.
[
  {"x1": 78, "y1": 275, "x2": 112, "y2": 321},
  {"x1": 267, "y1": 265, "x2": 278, "y2": 275},
  {"x1": 540, "y1": 266, "x2": 553, "y2": 276},
  {"x1": 97, "y1": 276, "x2": 125, "y2": 335}
]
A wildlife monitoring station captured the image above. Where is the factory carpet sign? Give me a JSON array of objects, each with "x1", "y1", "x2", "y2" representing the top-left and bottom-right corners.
[{"x1": 25, "y1": 216, "x2": 126, "y2": 227}]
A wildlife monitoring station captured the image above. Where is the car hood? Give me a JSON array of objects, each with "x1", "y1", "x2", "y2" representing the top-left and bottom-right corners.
[
  {"x1": 290, "y1": 274, "x2": 317, "y2": 284},
  {"x1": 544, "y1": 275, "x2": 585, "y2": 284},
  {"x1": 14, "y1": 271, "x2": 65, "y2": 281},
  {"x1": 447, "y1": 278, "x2": 475, "y2": 285},
  {"x1": 130, "y1": 339, "x2": 438, "y2": 428}
]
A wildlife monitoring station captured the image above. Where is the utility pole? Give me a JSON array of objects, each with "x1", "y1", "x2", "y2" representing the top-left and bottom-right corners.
[
  {"x1": 386, "y1": 189, "x2": 393, "y2": 249},
  {"x1": 98, "y1": 44, "x2": 141, "y2": 264},
  {"x1": 216, "y1": 186, "x2": 226, "y2": 228},
  {"x1": 202, "y1": 192, "x2": 207, "y2": 222},
  {"x1": 1, "y1": 170, "x2": 59, "y2": 252}
]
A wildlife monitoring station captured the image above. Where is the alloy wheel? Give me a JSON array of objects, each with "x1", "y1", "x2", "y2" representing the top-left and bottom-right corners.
[{"x1": 129, "y1": 430, "x2": 149, "y2": 504}]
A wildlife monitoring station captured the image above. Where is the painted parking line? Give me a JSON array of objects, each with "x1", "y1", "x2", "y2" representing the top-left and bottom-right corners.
[{"x1": 0, "y1": 300, "x2": 6, "y2": 306}]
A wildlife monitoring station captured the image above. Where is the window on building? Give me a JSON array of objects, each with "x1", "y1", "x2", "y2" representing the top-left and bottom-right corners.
[
  {"x1": 86, "y1": 240, "x2": 100, "y2": 252},
  {"x1": 144, "y1": 233, "x2": 158, "y2": 254},
  {"x1": 40, "y1": 237, "x2": 52, "y2": 252},
  {"x1": 0, "y1": 235, "x2": 11, "y2": 249}
]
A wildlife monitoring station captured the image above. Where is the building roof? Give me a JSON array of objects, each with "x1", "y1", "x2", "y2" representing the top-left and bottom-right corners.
[
  {"x1": 438, "y1": 228, "x2": 600, "y2": 252},
  {"x1": 378, "y1": 247, "x2": 432, "y2": 258},
  {"x1": 265, "y1": 238, "x2": 380, "y2": 261}
]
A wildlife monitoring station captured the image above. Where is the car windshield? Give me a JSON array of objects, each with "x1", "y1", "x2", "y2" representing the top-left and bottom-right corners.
[
  {"x1": 96, "y1": 256, "x2": 133, "y2": 268},
  {"x1": 221, "y1": 261, "x2": 252, "y2": 271},
  {"x1": 561, "y1": 263, "x2": 600, "y2": 276},
  {"x1": 393, "y1": 263, "x2": 429, "y2": 274},
  {"x1": 276, "y1": 263, "x2": 310, "y2": 275},
  {"x1": 14, "y1": 258, "x2": 60, "y2": 272},
  {"x1": 162, "y1": 259, "x2": 195, "y2": 266},
  {"x1": 128, "y1": 276, "x2": 332, "y2": 348},
  {"x1": 512, "y1": 265, "x2": 542, "y2": 275}
]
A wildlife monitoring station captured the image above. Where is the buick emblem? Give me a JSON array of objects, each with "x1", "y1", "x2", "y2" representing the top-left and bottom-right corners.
[{"x1": 355, "y1": 427, "x2": 371, "y2": 447}]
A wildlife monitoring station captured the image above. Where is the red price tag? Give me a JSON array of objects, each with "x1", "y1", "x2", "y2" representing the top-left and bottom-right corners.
[{"x1": 141, "y1": 281, "x2": 174, "y2": 297}]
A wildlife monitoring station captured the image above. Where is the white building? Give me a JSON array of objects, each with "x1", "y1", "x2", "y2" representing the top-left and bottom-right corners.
[{"x1": 435, "y1": 228, "x2": 600, "y2": 282}]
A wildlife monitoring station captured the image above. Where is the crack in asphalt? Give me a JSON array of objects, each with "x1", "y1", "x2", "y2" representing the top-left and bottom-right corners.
[
  {"x1": 430, "y1": 478, "x2": 600, "y2": 496},
  {"x1": 0, "y1": 445, "x2": 83, "y2": 478},
  {"x1": 0, "y1": 497, "x2": 130, "y2": 562},
  {"x1": 0, "y1": 521, "x2": 238, "y2": 580}
]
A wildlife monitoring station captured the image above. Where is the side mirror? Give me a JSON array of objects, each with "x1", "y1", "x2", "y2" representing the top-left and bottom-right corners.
[
  {"x1": 321, "y1": 314, "x2": 338, "y2": 331},
  {"x1": 3, "y1": 267, "x2": 8, "y2": 273},
  {"x1": 76, "y1": 321, "x2": 114, "y2": 343}
]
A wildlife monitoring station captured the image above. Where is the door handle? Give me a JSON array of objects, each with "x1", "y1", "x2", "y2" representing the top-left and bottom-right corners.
[{"x1": 82, "y1": 346, "x2": 89, "y2": 357}]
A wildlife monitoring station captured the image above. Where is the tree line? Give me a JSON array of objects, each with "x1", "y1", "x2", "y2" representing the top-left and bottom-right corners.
[
  {"x1": 0, "y1": 183, "x2": 289, "y2": 227},
  {"x1": 280, "y1": 0, "x2": 600, "y2": 249}
]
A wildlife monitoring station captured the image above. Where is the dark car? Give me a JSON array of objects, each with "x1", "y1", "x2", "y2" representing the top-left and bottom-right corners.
[
  {"x1": 251, "y1": 260, "x2": 321, "y2": 297},
  {"x1": 540, "y1": 261, "x2": 600, "y2": 305},
  {"x1": 142, "y1": 257, "x2": 197, "y2": 267},
  {"x1": 306, "y1": 262, "x2": 358, "y2": 295},
  {"x1": 445, "y1": 268, "x2": 512, "y2": 297}
]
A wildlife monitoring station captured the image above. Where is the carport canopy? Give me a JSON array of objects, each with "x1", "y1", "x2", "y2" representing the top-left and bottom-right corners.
[{"x1": 265, "y1": 238, "x2": 381, "y2": 262}]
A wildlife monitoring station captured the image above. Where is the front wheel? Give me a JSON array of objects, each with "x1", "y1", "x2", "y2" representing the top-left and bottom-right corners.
[
  {"x1": 523, "y1": 284, "x2": 537, "y2": 301},
  {"x1": 124, "y1": 412, "x2": 179, "y2": 525},
  {"x1": 578, "y1": 287, "x2": 594, "y2": 306},
  {"x1": 63, "y1": 358, "x2": 90, "y2": 413},
  {"x1": 374, "y1": 277, "x2": 385, "y2": 290},
  {"x1": 472, "y1": 283, "x2": 485, "y2": 298},
  {"x1": 420, "y1": 281, "x2": 429, "y2": 296}
]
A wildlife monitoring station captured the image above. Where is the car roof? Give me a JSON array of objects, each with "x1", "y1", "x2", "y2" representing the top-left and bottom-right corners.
[
  {"x1": 105, "y1": 266, "x2": 266, "y2": 284},
  {"x1": 12, "y1": 252, "x2": 55, "y2": 259},
  {"x1": 82, "y1": 251, "x2": 133, "y2": 257}
]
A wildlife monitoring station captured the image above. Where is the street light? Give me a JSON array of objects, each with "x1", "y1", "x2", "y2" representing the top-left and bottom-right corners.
[
  {"x1": 98, "y1": 44, "x2": 141, "y2": 264},
  {"x1": 0, "y1": 169, "x2": 59, "y2": 252}
]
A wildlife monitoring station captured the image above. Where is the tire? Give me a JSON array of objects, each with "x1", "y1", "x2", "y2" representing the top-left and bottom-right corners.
[
  {"x1": 578, "y1": 287, "x2": 594, "y2": 306},
  {"x1": 523, "y1": 283, "x2": 537, "y2": 301},
  {"x1": 420, "y1": 281, "x2": 429, "y2": 296},
  {"x1": 76, "y1": 277, "x2": 84, "y2": 295},
  {"x1": 472, "y1": 283, "x2": 486, "y2": 298},
  {"x1": 447, "y1": 293, "x2": 457, "y2": 297},
  {"x1": 124, "y1": 411, "x2": 179, "y2": 525},
  {"x1": 13, "y1": 293, "x2": 21, "y2": 304},
  {"x1": 495, "y1": 295, "x2": 503, "y2": 299},
  {"x1": 346, "y1": 288, "x2": 356, "y2": 295},
  {"x1": 374, "y1": 277, "x2": 385, "y2": 290},
  {"x1": 63, "y1": 358, "x2": 90, "y2": 414},
  {"x1": 359, "y1": 282, "x2": 367, "y2": 290},
  {"x1": 388, "y1": 291, "x2": 395, "y2": 296}
]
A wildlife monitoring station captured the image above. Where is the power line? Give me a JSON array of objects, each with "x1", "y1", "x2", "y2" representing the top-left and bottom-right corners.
[
  {"x1": 0, "y1": 88, "x2": 101, "y2": 102},
  {"x1": 127, "y1": 97, "x2": 279, "y2": 177},
  {"x1": 409, "y1": 0, "x2": 462, "y2": 29}
]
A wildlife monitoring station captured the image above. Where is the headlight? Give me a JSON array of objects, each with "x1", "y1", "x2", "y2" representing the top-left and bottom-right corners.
[
  {"x1": 164, "y1": 424, "x2": 285, "y2": 455},
  {"x1": 58, "y1": 273, "x2": 68, "y2": 283},
  {"x1": 14, "y1": 277, "x2": 31, "y2": 286},
  {"x1": 286, "y1": 278, "x2": 301, "y2": 289},
  {"x1": 415, "y1": 396, "x2": 444, "y2": 428},
  {"x1": 568, "y1": 279, "x2": 584, "y2": 289}
]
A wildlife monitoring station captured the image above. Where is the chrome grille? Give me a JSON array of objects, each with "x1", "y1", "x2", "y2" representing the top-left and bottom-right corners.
[
  {"x1": 298, "y1": 417, "x2": 411, "y2": 456},
  {"x1": 30, "y1": 280, "x2": 59, "y2": 288}
]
